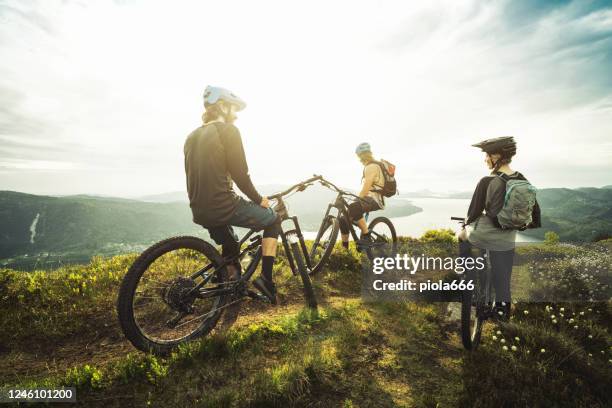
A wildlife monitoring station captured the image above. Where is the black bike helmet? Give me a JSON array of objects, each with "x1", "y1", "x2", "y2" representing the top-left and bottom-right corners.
[{"x1": 472, "y1": 136, "x2": 516, "y2": 158}]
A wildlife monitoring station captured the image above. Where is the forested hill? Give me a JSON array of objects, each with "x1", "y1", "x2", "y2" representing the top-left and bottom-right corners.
[
  {"x1": 0, "y1": 191, "x2": 201, "y2": 262},
  {"x1": 0, "y1": 187, "x2": 421, "y2": 265},
  {"x1": 522, "y1": 187, "x2": 612, "y2": 242}
]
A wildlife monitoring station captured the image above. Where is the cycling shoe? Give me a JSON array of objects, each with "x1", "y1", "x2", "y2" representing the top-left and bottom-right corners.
[{"x1": 253, "y1": 277, "x2": 277, "y2": 305}]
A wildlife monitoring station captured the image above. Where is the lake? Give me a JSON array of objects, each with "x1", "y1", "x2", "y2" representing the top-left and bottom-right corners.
[{"x1": 305, "y1": 197, "x2": 540, "y2": 242}]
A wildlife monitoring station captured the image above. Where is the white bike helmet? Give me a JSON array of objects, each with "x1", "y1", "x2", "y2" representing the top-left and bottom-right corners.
[{"x1": 203, "y1": 86, "x2": 246, "y2": 111}]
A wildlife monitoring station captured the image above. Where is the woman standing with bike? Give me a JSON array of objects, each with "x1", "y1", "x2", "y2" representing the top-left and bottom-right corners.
[{"x1": 458, "y1": 136, "x2": 541, "y2": 319}]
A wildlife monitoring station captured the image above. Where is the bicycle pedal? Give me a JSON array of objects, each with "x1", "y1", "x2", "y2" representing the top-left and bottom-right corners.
[{"x1": 246, "y1": 289, "x2": 271, "y2": 303}]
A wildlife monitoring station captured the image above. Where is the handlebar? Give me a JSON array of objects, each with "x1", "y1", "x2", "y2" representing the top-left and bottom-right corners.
[
  {"x1": 268, "y1": 175, "x2": 323, "y2": 200},
  {"x1": 268, "y1": 174, "x2": 363, "y2": 202},
  {"x1": 316, "y1": 175, "x2": 360, "y2": 199}
]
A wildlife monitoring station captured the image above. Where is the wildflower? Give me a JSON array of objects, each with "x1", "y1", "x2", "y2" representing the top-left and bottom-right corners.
[
  {"x1": 514, "y1": 337, "x2": 520, "y2": 342},
  {"x1": 511, "y1": 345, "x2": 517, "y2": 352},
  {"x1": 552, "y1": 320, "x2": 558, "y2": 324},
  {"x1": 560, "y1": 307, "x2": 565, "y2": 312},
  {"x1": 502, "y1": 346, "x2": 508, "y2": 351},
  {"x1": 588, "y1": 335, "x2": 593, "y2": 339},
  {"x1": 492, "y1": 336, "x2": 498, "y2": 341},
  {"x1": 500, "y1": 339, "x2": 506, "y2": 344},
  {"x1": 574, "y1": 325, "x2": 578, "y2": 329},
  {"x1": 551, "y1": 315, "x2": 556, "y2": 319},
  {"x1": 569, "y1": 318, "x2": 574, "y2": 323},
  {"x1": 523, "y1": 310, "x2": 529, "y2": 315},
  {"x1": 496, "y1": 330, "x2": 501, "y2": 335}
]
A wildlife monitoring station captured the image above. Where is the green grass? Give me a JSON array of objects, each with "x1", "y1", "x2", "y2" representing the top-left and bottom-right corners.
[{"x1": 0, "y1": 232, "x2": 610, "y2": 407}]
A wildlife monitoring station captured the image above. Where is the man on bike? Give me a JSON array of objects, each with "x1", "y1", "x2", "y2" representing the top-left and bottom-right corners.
[
  {"x1": 458, "y1": 136, "x2": 540, "y2": 319},
  {"x1": 184, "y1": 86, "x2": 280, "y2": 304},
  {"x1": 339, "y1": 142, "x2": 385, "y2": 250}
]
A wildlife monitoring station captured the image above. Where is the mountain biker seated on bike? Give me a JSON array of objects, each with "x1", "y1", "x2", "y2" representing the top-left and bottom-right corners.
[
  {"x1": 339, "y1": 142, "x2": 386, "y2": 249},
  {"x1": 184, "y1": 85, "x2": 280, "y2": 304},
  {"x1": 458, "y1": 136, "x2": 541, "y2": 319}
]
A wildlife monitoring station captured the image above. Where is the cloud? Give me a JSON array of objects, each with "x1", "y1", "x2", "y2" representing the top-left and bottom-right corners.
[{"x1": 0, "y1": 0, "x2": 610, "y2": 196}]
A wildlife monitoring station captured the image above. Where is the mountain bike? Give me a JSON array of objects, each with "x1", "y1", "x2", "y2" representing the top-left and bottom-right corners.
[
  {"x1": 452, "y1": 216, "x2": 495, "y2": 350},
  {"x1": 308, "y1": 176, "x2": 398, "y2": 275},
  {"x1": 117, "y1": 177, "x2": 321, "y2": 355}
]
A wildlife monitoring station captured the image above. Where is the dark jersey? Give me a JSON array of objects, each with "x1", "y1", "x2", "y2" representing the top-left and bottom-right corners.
[
  {"x1": 184, "y1": 122, "x2": 262, "y2": 227},
  {"x1": 466, "y1": 171, "x2": 541, "y2": 229}
]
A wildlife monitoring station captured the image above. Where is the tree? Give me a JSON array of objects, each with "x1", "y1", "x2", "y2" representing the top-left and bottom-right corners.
[{"x1": 544, "y1": 231, "x2": 560, "y2": 245}]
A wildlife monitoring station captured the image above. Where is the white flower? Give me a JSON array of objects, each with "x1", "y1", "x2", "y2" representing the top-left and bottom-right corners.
[
  {"x1": 492, "y1": 336, "x2": 498, "y2": 341},
  {"x1": 500, "y1": 339, "x2": 506, "y2": 344},
  {"x1": 514, "y1": 337, "x2": 520, "y2": 342},
  {"x1": 574, "y1": 325, "x2": 579, "y2": 329},
  {"x1": 569, "y1": 318, "x2": 575, "y2": 323},
  {"x1": 502, "y1": 346, "x2": 508, "y2": 351},
  {"x1": 523, "y1": 310, "x2": 529, "y2": 315},
  {"x1": 551, "y1": 315, "x2": 556, "y2": 319},
  {"x1": 496, "y1": 330, "x2": 501, "y2": 335},
  {"x1": 560, "y1": 307, "x2": 565, "y2": 312},
  {"x1": 580, "y1": 311, "x2": 585, "y2": 316},
  {"x1": 511, "y1": 345, "x2": 517, "y2": 351},
  {"x1": 552, "y1": 320, "x2": 558, "y2": 324},
  {"x1": 541, "y1": 349, "x2": 546, "y2": 353},
  {"x1": 588, "y1": 335, "x2": 593, "y2": 339}
]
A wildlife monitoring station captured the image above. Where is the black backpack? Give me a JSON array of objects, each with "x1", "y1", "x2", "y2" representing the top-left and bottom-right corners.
[{"x1": 364, "y1": 159, "x2": 398, "y2": 198}]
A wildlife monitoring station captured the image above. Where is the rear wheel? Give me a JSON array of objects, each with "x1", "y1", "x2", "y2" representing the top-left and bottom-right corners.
[
  {"x1": 117, "y1": 236, "x2": 230, "y2": 355},
  {"x1": 309, "y1": 216, "x2": 339, "y2": 275},
  {"x1": 366, "y1": 217, "x2": 398, "y2": 260},
  {"x1": 291, "y1": 241, "x2": 318, "y2": 310}
]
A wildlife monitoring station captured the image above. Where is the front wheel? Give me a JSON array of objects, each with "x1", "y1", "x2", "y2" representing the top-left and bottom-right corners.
[
  {"x1": 291, "y1": 241, "x2": 318, "y2": 310},
  {"x1": 117, "y1": 236, "x2": 230, "y2": 355},
  {"x1": 309, "y1": 216, "x2": 339, "y2": 275}
]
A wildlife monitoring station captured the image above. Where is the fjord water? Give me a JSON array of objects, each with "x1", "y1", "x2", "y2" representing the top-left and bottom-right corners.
[
  {"x1": 389, "y1": 198, "x2": 539, "y2": 242},
  {"x1": 304, "y1": 197, "x2": 539, "y2": 242}
]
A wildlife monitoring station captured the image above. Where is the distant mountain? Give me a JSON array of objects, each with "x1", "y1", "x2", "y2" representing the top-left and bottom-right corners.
[
  {"x1": 138, "y1": 191, "x2": 188, "y2": 203},
  {"x1": 0, "y1": 191, "x2": 205, "y2": 266},
  {"x1": 0, "y1": 187, "x2": 421, "y2": 266},
  {"x1": 399, "y1": 190, "x2": 472, "y2": 199}
]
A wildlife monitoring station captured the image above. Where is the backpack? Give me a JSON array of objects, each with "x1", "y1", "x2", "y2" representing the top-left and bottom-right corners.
[
  {"x1": 370, "y1": 159, "x2": 398, "y2": 198},
  {"x1": 496, "y1": 173, "x2": 537, "y2": 230}
]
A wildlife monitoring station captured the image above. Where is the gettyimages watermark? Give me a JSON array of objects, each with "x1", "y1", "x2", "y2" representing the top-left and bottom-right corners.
[{"x1": 361, "y1": 241, "x2": 612, "y2": 303}]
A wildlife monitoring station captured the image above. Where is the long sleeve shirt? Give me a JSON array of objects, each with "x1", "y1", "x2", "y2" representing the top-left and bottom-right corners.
[{"x1": 184, "y1": 122, "x2": 262, "y2": 227}]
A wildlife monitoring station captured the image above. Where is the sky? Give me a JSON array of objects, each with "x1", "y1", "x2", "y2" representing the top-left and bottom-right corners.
[{"x1": 1, "y1": 0, "x2": 611, "y2": 197}]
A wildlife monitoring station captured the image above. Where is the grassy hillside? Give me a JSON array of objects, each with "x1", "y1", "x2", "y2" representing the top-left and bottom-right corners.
[{"x1": 0, "y1": 236, "x2": 610, "y2": 407}]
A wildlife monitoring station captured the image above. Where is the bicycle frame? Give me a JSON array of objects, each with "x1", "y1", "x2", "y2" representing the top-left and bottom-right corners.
[{"x1": 187, "y1": 178, "x2": 321, "y2": 301}]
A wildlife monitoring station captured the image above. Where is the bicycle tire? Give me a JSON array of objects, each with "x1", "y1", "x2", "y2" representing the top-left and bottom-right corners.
[
  {"x1": 366, "y1": 216, "x2": 398, "y2": 260},
  {"x1": 290, "y1": 241, "x2": 318, "y2": 310},
  {"x1": 309, "y1": 216, "x2": 340, "y2": 275},
  {"x1": 461, "y1": 280, "x2": 483, "y2": 350},
  {"x1": 117, "y1": 236, "x2": 229, "y2": 355}
]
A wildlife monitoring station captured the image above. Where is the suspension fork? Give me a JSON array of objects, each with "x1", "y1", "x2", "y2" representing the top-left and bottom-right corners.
[{"x1": 280, "y1": 216, "x2": 311, "y2": 273}]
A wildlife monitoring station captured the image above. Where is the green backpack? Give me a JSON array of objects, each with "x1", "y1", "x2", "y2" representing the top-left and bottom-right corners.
[{"x1": 496, "y1": 173, "x2": 537, "y2": 230}]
